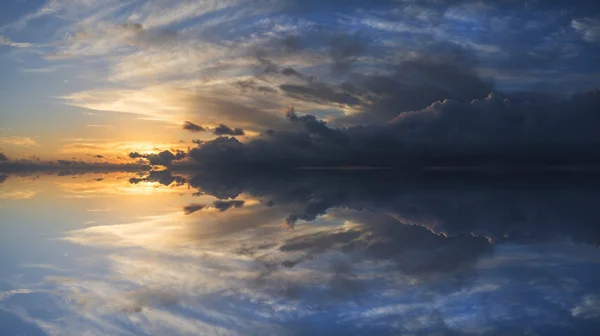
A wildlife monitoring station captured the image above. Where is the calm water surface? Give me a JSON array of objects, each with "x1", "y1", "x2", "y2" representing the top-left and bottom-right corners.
[{"x1": 1, "y1": 171, "x2": 600, "y2": 335}]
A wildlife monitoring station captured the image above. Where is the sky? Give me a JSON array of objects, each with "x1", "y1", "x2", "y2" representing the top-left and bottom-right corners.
[{"x1": 1, "y1": 0, "x2": 600, "y2": 166}]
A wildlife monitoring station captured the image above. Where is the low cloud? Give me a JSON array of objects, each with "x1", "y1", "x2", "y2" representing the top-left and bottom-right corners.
[
  {"x1": 213, "y1": 124, "x2": 245, "y2": 136},
  {"x1": 183, "y1": 121, "x2": 206, "y2": 133},
  {"x1": 183, "y1": 121, "x2": 246, "y2": 137},
  {"x1": 188, "y1": 89, "x2": 600, "y2": 168}
]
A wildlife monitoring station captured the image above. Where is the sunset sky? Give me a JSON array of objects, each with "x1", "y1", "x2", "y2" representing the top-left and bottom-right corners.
[
  {"x1": 1, "y1": 0, "x2": 600, "y2": 165},
  {"x1": 4, "y1": 2, "x2": 600, "y2": 334}
]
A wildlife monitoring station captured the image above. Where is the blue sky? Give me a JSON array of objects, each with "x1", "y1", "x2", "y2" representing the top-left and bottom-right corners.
[{"x1": 1, "y1": 0, "x2": 600, "y2": 163}]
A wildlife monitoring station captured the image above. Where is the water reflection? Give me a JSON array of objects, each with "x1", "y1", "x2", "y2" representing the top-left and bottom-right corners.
[{"x1": 1, "y1": 171, "x2": 600, "y2": 335}]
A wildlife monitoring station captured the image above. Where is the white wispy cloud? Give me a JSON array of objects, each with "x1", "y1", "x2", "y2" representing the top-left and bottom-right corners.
[
  {"x1": 0, "y1": 35, "x2": 33, "y2": 48},
  {"x1": 572, "y1": 17, "x2": 600, "y2": 42}
]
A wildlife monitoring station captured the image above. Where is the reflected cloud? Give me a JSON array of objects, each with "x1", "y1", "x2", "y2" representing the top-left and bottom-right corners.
[
  {"x1": 56, "y1": 172, "x2": 186, "y2": 198},
  {"x1": 0, "y1": 189, "x2": 39, "y2": 200},
  {"x1": 2, "y1": 171, "x2": 600, "y2": 335}
]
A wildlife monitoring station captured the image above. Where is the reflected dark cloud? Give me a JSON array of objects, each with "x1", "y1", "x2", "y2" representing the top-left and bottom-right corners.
[
  {"x1": 129, "y1": 150, "x2": 186, "y2": 166},
  {"x1": 183, "y1": 200, "x2": 245, "y2": 214},
  {"x1": 213, "y1": 200, "x2": 245, "y2": 212},
  {"x1": 129, "y1": 170, "x2": 186, "y2": 186},
  {"x1": 0, "y1": 153, "x2": 7, "y2": 161},
  {"x1": 183, "y1": 204, "x2": 205, "y2": 215},
  {"x1": 184, "y1": 170, "x2": 600, "y2": 246},
  {"x1": 279, "y1": 215, "x2": 491, "y2": 278}
]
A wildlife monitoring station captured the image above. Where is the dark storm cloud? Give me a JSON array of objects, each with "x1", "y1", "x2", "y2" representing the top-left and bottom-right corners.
[
  {"x1": 353, "y1": 52, "x2": 493, "y2": 123},
  {"x1": 0, "y1": 153, "x2": 7, "y2": 161},
  {"x1": 328, "y1": 33, "x2": 367, "y2": 74},
  {"x1": 280, "y1": 83, "x2": 362, "y2": 106},
  {"x1": 0, "y1": 174, "x2": 8, "y2": 183},
  {"x1": 275, "y1": 49, "x2": 492, "y2": 124},
  {"x1": 129, "y1": 150, "x2": 186, "y2": 166},
  {"x1": 188, "y1": 89, "x2": 600, "y2": 168},
  {"x1": 183, "y1": 121, "x2": 206, "y2": 133},
  {"x1": 213, "y1": 124, "x2": 245, "y2": 136}
]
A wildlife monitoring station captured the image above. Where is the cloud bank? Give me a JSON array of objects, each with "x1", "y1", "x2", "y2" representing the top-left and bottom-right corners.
[{"x1": 187, "y1": 89, "x2": 600, "y2": 168}]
